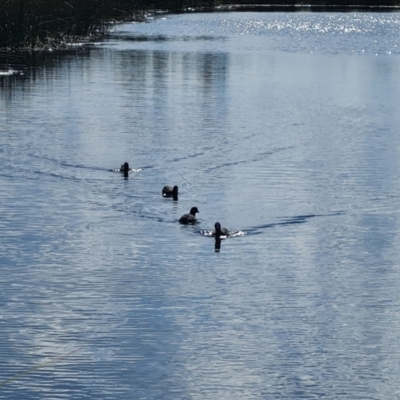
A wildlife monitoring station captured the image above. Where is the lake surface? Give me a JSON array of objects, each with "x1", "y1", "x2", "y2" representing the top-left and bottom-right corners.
[{"x1": 2, "y1": 10, "x2": 400, "y2": 399}]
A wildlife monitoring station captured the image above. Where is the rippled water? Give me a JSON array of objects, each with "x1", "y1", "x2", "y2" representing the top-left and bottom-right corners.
[{"x1": 2, "y1": 11, "x2": 400, "y2": 399}]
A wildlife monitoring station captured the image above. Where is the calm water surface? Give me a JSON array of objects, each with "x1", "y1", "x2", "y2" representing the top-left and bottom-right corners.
[{"x1": 2, "y1": 11, "x2": 400, "y2": 399}]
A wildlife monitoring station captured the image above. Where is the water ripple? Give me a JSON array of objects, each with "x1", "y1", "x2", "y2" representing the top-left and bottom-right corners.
[{"x1": 1, "y1": 11, "x2": 400, "y2": 400}]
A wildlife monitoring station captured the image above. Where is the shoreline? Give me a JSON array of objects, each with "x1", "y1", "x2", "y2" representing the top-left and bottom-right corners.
[
  {"x1": 1, "y1": 4, "x2": 399, "y2": 57},
  {"x1": 213, "y1": 3, "x2": 400, "y2": 11}
]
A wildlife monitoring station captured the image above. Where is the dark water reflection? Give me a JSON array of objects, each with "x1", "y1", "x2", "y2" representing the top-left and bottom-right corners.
[{"x1": 2, "y1": 11, "x2": 400, "y2": 399}]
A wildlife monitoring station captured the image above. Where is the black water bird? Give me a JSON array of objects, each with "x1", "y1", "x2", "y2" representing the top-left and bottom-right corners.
[
  {"x1": 162, "y1": 185, "x2": 178, "y2": 201},
  {"x1": 120, "y1": 162, "x2": 131, "y2": 178},
  {"x1": 212, "y1": 222, "x2": 230, "y2": 237},
  {"x1": 179, "y1": 207, "x2": 199, "y2": 224}
]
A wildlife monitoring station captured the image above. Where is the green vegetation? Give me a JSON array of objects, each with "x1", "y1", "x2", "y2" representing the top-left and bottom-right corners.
[{"x1": 1, "y1": 0, "x2": 399, "y2": 49}]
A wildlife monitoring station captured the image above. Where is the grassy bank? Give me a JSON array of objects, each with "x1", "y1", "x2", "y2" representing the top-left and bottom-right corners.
[{"x1": 1, "y1": 0, "x2": 400, "y2": 50}]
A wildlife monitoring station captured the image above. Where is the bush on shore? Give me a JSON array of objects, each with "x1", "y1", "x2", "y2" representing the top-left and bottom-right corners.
[{"x1": 0, "y1": 0, "x2": 214, "y2": 49}]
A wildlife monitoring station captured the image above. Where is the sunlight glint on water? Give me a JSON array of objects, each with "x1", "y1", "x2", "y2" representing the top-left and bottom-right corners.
[{"x1": 1, "y1": 11, "x2": 400, "y2": 400}]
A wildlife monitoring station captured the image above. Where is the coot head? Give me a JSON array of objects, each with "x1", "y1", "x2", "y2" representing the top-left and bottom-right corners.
[{"x1": 190, "y1": 207, "x2": 199, "y2": 216}]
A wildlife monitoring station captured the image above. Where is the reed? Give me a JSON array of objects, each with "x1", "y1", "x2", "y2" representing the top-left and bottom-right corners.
[
  {"x1": 0, "y1": 0, "x2": 216, "y2": 49},
  {"x1": 0, "y1": 0, "x2": 128, "y2": 48}
]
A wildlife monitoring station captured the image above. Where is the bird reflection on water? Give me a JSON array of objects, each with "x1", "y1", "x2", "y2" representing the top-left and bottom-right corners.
[{"x1": 214, "y1": 236, "x2": 222, "y2": 252}]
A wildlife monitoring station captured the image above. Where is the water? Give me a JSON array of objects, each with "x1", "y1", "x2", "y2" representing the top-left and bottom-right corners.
[{"x1": 1, "y1": 11, "x2": 400, "y2": 399}]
